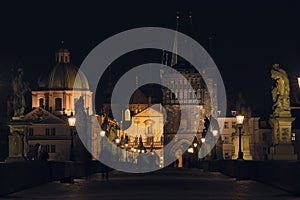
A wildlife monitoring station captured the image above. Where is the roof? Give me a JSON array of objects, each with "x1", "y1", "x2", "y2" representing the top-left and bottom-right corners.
[{"x1": 25, "y1": 108, "x2": 66, "y2": 124}]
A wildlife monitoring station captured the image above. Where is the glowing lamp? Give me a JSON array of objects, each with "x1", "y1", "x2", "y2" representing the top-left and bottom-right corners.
[
  {"x1": 236, "y1": 115, "x2": 244, "y2": 125},
  {"x1": 100, "y1": 130, "x2": 106, "y2": 137}
]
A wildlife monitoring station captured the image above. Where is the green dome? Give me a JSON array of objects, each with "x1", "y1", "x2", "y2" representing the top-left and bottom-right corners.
[
  {"x1": 38, "y1": 48, "x2": 89, "y2": 90},
  {"x1": 47, "y1": 63, "x2": 89, "y2": 90}
]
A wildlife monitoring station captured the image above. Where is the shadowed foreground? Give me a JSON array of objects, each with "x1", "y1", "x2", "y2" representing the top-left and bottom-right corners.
[{"x1": 3, "y1": 168, "x2": 300, "y2": 200}]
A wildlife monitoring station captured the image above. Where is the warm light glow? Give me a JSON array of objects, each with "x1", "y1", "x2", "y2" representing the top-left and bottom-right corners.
[
  {"x1": 100, "y1": 130, "x2": 105, "y2": 137},
  {"x1": 115, "y1": 138, "x2": 120, "y2": 144},
  {"x1": 236, "y1": 115, "x2": 244, "y2": 125},
  {"x1": 188, "y1": 147, "x2": 194, "y2": 153},
  {"x1": 193, "y1": 142, "x2": 198, "y2": 148},
  {"x1": 212, "y1": 130, "x2": 218, "y2": 137},
  {"x1": 68, "y1": 116, "x2": 76, "y2": 127},
  {"x1": 131, "y1": 147, "x2": 134, "y2": 151},
  {"x1": 201, "y1": 137, "x2": 205, "y2": 143},
  {"x1": 125, "y1": 143, "x2": 128, "y2": 148},
  {"x1": 125, "y1": 108, "x2": 131, "y2": 121},
  {"x1": 141, "y1": 150, "x2": 145, "y2": 153},
  {"x1": 298, "y1": 77, "x2": 300, "y2": 88}
]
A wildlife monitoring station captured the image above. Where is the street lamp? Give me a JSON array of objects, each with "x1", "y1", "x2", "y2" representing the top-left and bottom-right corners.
[
  {"x1": 100, "y1": 130, "x2": 105, "y2": 157},
  {"x1": 212, "y1": 129, "x2": 218, "y2": 159},
  {"x1": 201, "y1": 137, "x2": 205, "y2": 143},
  {"x1": 115, "y1": 137, "x2": 120, "y2": 161},
  {"x1": 188, "y1": 147, "x2": 194, "y2": 154},
  {"x1": 68, "y1": 114, "x2": 76, "y2": 161},
  {"x1": 236, "y1": 115, "x2": 244, "y2": 160},
  {"x1": 125, "y1": 143, "x2": 128, "y2": 162}
]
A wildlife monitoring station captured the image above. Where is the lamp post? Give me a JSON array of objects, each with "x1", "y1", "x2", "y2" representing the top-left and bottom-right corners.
[
  {"x1": 100, "y1": 130, "x2": 105, "y2": 157},
  {"x1": 68, "y1": 114, "x2": 76, "y2": 161},
  {"x1": 212, "y1": 129, "x2": 218, "y2": 159},
  {"x1": 236, "y1": 115, "x2": 244, "y2": 160},
  {"x1": 125, "y1": 143, "x2": 128, "y2": 162},
  {"x1": 115, "y1": 137, "x2": 120, "y2": 161}
]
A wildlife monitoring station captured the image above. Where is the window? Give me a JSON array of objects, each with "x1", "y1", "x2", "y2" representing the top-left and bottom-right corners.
[
  {"x1": 51, "y1": 145, "x2": 56, "y2": 153},
  {"x1": 292, "y1": 133, "x2": 296, "y2": 141},
  {"x1": 51, "y1": 128, "x2": 56, "y2": 136},
  {"x1": 43, "y1": 145, "x2": 50, "y2": 153},
  {"x1": 231, "y1": 110, "x2": 236, "y2": 116},
  {"x1": 55, "y1": 98, "x2": 62, "y2": 111},
  {"x1": 224, "y1": 122, "x2": 229, "y2": 129},
  {"x1": 262, "y1": 132, "x2": 267, "y2": 142},
  {"x1": 232, "y1": 122, "x2": 236, "y2": 129},
  {"x1": 224, "y1": 136, "x2": 229, "y2": 144},
  {"x1": 28, "y1": 128, "x2": 34, "y2": 136},
  {"x1": 39, "y1": 98, "x2": 44, "y2": 108},
  {"x1": 45, "y1": 128, "x2": 50, "y2": 136}
]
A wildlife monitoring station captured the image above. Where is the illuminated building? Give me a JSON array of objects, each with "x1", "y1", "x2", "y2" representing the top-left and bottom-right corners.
[{"x1": 24, "y1": 48, "x2": 93, "y2": 161}]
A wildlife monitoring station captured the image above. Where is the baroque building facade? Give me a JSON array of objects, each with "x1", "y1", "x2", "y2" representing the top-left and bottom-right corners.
[{"x1": 24, "y1": 48, "x2": 95, "y2": 161}]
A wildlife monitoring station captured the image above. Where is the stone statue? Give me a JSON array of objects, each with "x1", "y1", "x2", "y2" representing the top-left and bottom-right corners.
[
  {"x1": 271, "y1": 64, "x2": 290, "y2": 116},
  {"x1": 12, "y1": 68, "x2": 30, "y2": 118}
]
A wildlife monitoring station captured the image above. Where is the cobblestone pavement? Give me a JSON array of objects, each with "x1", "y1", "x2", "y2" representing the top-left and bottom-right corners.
[{"x1": 3, "y1": 168, "x2": 300, "y2": 200}]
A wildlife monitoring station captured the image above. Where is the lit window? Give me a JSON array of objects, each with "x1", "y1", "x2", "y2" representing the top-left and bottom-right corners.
[{"x1": 292, "y1": 133, "x2": 296, "y2": 141}]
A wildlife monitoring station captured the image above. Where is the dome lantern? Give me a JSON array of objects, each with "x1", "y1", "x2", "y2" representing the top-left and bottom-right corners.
[{"x1": 56, "y1": 48, "x2": 70, "y2": 63}]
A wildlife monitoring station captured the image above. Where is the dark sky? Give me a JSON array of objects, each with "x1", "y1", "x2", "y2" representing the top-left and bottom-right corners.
[{"x1": 1, "y1": 0, "x2": 300, "y2": 117}]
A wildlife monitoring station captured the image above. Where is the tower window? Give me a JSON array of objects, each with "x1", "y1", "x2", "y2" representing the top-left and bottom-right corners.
[{"x1": 55, "y1": 98, "x2": 62, "y2": 111}]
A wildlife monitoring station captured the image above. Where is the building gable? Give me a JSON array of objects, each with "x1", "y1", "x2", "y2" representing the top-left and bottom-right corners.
[{"x1": 25, "y1": 108, "x2": 66, "y2": 124}]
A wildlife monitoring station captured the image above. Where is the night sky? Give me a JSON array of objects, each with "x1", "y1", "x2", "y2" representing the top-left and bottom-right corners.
[{"x1": 1, "y1": 0, "x2": 300, "y2": 118}]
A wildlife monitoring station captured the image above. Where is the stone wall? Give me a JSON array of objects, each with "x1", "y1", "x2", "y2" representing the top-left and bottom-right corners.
[
  {"x1": 0, "y1": 160, "x2": 105, "y2": 196},
  {"x1": 0, "y1": 161, "x2": 49, "y2": 196}
]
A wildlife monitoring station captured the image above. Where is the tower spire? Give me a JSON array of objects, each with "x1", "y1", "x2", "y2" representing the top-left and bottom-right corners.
[
  {"x1": 171, "y1": 12, "x2": 180, "y2": 67},
  {"x1": 209, "y1": 32, "x2": 214, "y2": 59}
]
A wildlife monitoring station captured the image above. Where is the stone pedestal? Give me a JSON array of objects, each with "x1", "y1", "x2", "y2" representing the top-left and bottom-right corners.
[
  {"x1": 268, "y1": 144, "x2": 297, "y2": 160},
  {"x1": 232, "y1": 134, "x2": 253, "y2": 160},
  {"x1": 268, "y1": 115, "x2": 297, "y2": 161},
  {"x1": 5, "y1": 120, "x2": 30, "y2": 162}
]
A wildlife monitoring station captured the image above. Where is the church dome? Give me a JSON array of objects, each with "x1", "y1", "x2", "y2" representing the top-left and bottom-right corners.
[{"x1": 38, "y1": 48, "x2": 89, "y2": 90}]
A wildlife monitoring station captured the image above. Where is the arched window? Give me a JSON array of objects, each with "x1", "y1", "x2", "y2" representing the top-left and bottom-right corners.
[
  {"x1": 55, "y1": 98, "x2": 62, "y2": 111},
  {"x1": 39, "y1": 98, "x2": 44, "y2": 108}
]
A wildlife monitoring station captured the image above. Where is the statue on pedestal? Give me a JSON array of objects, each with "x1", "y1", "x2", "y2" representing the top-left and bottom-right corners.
[
  {"x1": 268, "y1": 64, "x2": 297, "y2": 160},
  {"x1": 271, "y1": 64, "x2": 290, "y2": 116},
  {"x1": 12, "y1": 68, "x2": 30, "y2": 119}
]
